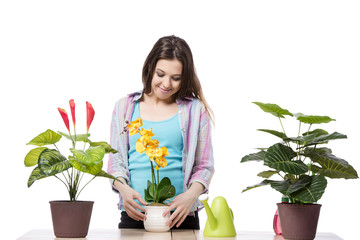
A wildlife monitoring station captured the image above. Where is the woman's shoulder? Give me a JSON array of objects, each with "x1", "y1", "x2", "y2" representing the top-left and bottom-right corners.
[
  {"x1": 115, "y1": 91, "x2": 142, "y2": 105},
  {"x1": 179, "y1": 97, "x2": 205, "y2": 109}
]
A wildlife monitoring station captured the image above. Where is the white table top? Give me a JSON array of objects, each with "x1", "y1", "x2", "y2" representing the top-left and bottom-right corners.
[{"x1": 17, "y1": 229, "x2": 343, "y2": 240}]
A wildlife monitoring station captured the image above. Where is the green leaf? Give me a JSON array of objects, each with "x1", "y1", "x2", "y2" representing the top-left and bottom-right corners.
[
  {"x1": 148, "y1": 183, "x2": 156, "y2": 198},
  {"x1": 291, "y1": 175, "x2": 327, "y2": 203},
  {"x1": 264, "y1": 143, "x2": 308, "y2": 174},
  {"x1": 58, "y1": 131, "x2": 90, "y2": 142},
  {"x1": 156, "y1": 177, "x2": 171, "y2": 193},
  {"x1": 154, "y1": 177, "x2": 176, "y2": 203},
  {"x1": 69, "y1": 156, "x2": 103, "y2": 175},
  {"x1": 93, "y1": 170, "x2": 122, "y2": 182},
  {"x1": 27, "y1": 129, "x2": 62, "y2": 146},
  {"x1": 286, "y1": 175, "x2": 313, "y2": 195},
  {"x1": 296, "y1": 114, "x2": 335, "y2": 124},
  {"x1": 257, "y1": 170, "x2": 279, "y2": 178},
  {"x1": 257, "y1": 129, "x2": 287, "y2": 140},
  {"x1": 304, "y1": 132, "x2": 347, "y2": 147},
  {"x1": 303, "y1": 129, "x2": 329, "y2": 137},
  {"x1": 24, "y1": 147, "x2": 48, "y2": 167},
  {"x1": 27, "y1": 167, "x2": 49, "y2": 187},
  {"x1": 242, "y1": 180, "x2": 271, "y2": 193},
  {"x1": 70, "y1": 146, "x2": 105, "y2": 167},
  {"x1": 305, "y1": 148, "x2": 358, "y2": 179},
  {"x1": 252, "y1": 102, "x2": 293, "y2": 118},
  {"x1": 144, "y1": 187, "x2": 154, "y2": 203},
  {"x1": 268, "y1": 180, "x2": 290, "y2": 195},
  {"x1": 90, "y1": 141, "x2": 118, "y2": 154},
  {"x1": 38, "y1": 149, "x2": 71, "y2": 176},
  {"x1": 157, "y1": 185, "x2": 176, "y2": 203},
  {"x1": 241, "y1": 151, "x2": 266, "y2": 162}
]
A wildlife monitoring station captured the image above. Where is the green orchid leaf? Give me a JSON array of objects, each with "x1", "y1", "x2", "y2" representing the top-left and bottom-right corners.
[
  {"x1": 242, "y1": 180, "x2": 271, "y2": 193},
  {"x1": 257, "y1": 129, "x2": 287, "y2": 140},
  {"x1": 264, "y1": 143, "x2": 308, "y2": 174},
  {"x1": 24, "y1": 147, "x2": 48, "y2": 167},
  {"x1": 148, "y1": 183, "x2": 156, "y2": 198},
  {"x1": 252, "y1": 102, "x2": 293, "y2": 118},
  {"x1": 27, "y1": 129, "x2": 62, "y2": 146},
  {"x1": 156, "y1": 177, "x2": 171, "y2": 192},
  {"x1": 38, "y1": 149, "x2": 71, "y2": 176},
  {"x1": 296, "y1": 114, "x2": 335, "y2": 124},
  {"x1": 90, "y1": 141, "x2": 118, "y2": 154},
  {"x1": 69, "y1": 156, "x2": 103, "y2": 175},
  {"x1": 305, "y1": 148, "x2": 358, "y2": 179},
  {"x1": 291, "y1": 175, "x2": 327, "y2": 203},
  {"x1": 144, "y1": 187, "x2": 154, "y2": 203},
  {"x1": 157, "y1": 185, "x2": 176, "y2": 203},
  {"x1": 257, "y1": 170, "x2": 279, "y2": 178},
  {"x1": 27, "y1": 167, "x2": 49, "y2": 187},
  {"x1": 58, "y1": 131, "x2": 90, "y2": 142},
  {"x1": 70, "y1": 146, "x2": 105, "y2": 167},
  {"x1": 241, "y1": 151, "x2": 266, "y2": 162}
]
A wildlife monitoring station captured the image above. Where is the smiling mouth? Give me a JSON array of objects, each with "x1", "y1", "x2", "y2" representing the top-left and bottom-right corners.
[{"x1": 159, "y1": 87, "x2": 171, "y2": 93}]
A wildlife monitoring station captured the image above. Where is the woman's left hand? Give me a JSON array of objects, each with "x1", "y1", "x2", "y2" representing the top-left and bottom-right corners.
[{"x1": 162, "y1": 182, "x2": 205, "y2": 228}]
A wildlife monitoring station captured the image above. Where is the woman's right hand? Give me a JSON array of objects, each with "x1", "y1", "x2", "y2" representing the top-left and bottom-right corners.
[{"x1": 114, "y1": 179, "x2": 148, "y2": 221}]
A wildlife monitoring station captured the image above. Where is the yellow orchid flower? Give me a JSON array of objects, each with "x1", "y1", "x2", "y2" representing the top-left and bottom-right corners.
[
  {"x1": 128, "y1": 118, "x2": 143, "y2": 136},
  {"x1": 149, "y1": 139, "x2": 159, "y2": 147},
  {"x1": 139, "y1": 128, "x2": 155, "y2": 137},
  {"x1": 153, "y1": 146, "x2": 169, "y2": 158},
  {"x1": 135, "y1": 135, "x2": 150, "y2": 153},
  {"x1": 145, "y1": 145, "x2": 157, "y2": 158},
  {"x1": 155, "y1": 157, "x2": 167, "y2": 169}
]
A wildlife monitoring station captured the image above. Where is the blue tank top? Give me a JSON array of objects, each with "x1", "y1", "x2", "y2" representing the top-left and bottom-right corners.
[{"x1": 127, "y1": 101, "x2": 184, "y2": 207}]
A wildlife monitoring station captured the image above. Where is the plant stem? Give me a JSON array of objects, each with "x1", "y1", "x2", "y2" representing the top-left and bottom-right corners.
[
  {"x1": 55, "y1": 175, "x2": 69, "y2": 192},
  {"x1": 278, "y1": 117, "x2": 290, "y2": 147},
  {"x1": 76, "y1": 175, "x2": 96, "y2": 200},
  {"x1": 157, "y1": 169, "x2": 159, "y2": 186},
  {"x1": 150, "y1": 160, "x2": 157, "y2": 201}
]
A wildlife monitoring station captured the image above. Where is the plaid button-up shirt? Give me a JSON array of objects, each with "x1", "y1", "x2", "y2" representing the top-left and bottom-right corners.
[{"x1": 107, "y1": 91, "x2": 214, "y2": 212}]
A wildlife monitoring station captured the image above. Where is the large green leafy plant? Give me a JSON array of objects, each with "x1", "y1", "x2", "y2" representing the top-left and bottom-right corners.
[
  {"x1": 24, "y1": 99, "x2": 121, "y2": 201},
  {"x1": 241, "y1": 102, "x2": 358, "y2": 204}
]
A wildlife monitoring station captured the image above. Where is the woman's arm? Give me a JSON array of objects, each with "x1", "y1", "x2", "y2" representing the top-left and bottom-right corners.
[{"x1": 113, "y1": 178, "x2": 148, "y2": 221}]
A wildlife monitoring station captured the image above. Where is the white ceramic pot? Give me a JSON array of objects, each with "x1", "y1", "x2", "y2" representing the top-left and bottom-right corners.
[{"x1": 143, "y1": 205, "x2": 170, "y2": 232}]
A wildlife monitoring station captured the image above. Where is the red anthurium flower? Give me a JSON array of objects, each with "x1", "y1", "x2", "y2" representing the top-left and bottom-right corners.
[
  {"x1": 58, "y1": 107, "x2": 70, "y2": 132},
  {"x1": 69, "y1": 99, "x2": 75, "y2": 127},
  {"x1": 86, "y1": 101, "x2": 95, "y2": 133}
]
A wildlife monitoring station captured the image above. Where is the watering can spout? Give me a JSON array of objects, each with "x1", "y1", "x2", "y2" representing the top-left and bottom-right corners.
[
  {"x1": 199, "y1": 194, "x2": 236, "y2": 237},
  {"x1": 199, "y1": 194, "x2": 217, "y2": 229}
]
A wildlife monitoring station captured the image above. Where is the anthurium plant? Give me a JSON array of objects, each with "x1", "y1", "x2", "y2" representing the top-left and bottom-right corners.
[
  {"x1": 24, "y1": 99, "x2": 121, "y2": 201},
  {"x1": 127, "y1": 118, "x2": 176, "y2": 205},
  {"x1": 241, "y1": 102, "x2": 358, "y2": 204}
]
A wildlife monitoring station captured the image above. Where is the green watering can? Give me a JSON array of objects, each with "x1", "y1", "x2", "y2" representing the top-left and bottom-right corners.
[{"x1": 199, "y1": 194, "x2": 236, "y2": 237}]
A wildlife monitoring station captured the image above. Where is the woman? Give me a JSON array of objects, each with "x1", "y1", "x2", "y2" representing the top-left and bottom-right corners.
[{"x1": 108, "y1": 35, "x2": 214, "y2": 229}]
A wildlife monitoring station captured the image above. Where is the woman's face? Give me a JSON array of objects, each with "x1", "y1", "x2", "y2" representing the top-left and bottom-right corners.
[{"x1": 150, "y1": 59, "x2": 182, "y2": 102}]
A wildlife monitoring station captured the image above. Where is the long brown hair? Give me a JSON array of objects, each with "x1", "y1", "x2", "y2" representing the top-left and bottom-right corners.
[{"x1": 142, "y1": 35, "x2": 214, "y2": 123}]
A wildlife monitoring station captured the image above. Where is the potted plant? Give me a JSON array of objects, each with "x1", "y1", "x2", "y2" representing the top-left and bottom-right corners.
[
  {"x1": 126, "y1": 118, "x2": 176, "y2": 232},
  {"x1": 24, "y1": 99, "x2": 122, "y2": 238},
  {"x1": 241, "y1": 102, "x2": 358, "y2": 240}
]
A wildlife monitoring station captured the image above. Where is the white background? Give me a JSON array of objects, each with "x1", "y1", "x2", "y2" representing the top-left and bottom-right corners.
[{"x1": 1, "y1": 1, "x2": 360, "y2": 239}]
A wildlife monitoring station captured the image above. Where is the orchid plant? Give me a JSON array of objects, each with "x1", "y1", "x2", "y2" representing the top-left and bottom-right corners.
[
  {"x1": 24, "y1": 99, "x2": 121, "y2": 201},
  {"x1": 127, "y1": 118, "x2": 176, "y2": 205},
  {"x1": 241, "y1": 102, "x2": 358, "y2": 204}
]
